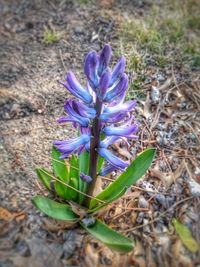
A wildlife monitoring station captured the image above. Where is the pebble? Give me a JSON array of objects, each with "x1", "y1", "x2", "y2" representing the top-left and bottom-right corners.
[
  {"x1": 194, "y1": 167, "x2": 200, "y2": 175},
  {"x1": 4, "y1": 23, "x2": 11, "y2": 31},
  {"x1": 188, "y1": 178, "x2": 200, "y2": 197},
  {"x1": 74, "y1": 26, "x2": 84, "y2": 34},
  {"x1": 10, "y1": 103, "x2": 21, "y2": 113},
  {"x1": 81, "y1": 216, "x2": 96, "y2": 227},
  {"x1": 16, "y1": 240, "x2": 30, "y2": 257},
  {"x1": 138, "y1": 195, "x2": 149, "y2": 208},
  {"x1": 151, "y1": 86, "x2": 160, "y2": 104},
  {"x1": 62, "y1": 231, "x2": 82, "y2": 259},
  {"x1": 136, "y1": 212, "x2": 144, "y2": 224},
  {"x1": 155, "y1": 194, "x2": 166, "y2": 208}
]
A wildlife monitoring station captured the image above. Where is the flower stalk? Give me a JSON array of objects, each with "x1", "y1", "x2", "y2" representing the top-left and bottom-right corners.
[{"x1": 86, "y1": 98, "x2": 102, "y2": 206}]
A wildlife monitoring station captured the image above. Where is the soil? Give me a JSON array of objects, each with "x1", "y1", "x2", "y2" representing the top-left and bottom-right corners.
[{"x1": 0, "y1": 1, "x2": 199, "y2": 267}]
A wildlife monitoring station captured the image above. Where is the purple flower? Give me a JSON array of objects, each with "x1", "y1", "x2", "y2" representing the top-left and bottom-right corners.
[
  {"x1": 57, "y1": 116, "x2": 89, "y2": 127},
  {"x1": 98, "y1": 44, "x2": 112, "y2": 76},
  {"x1": 103, "y1": 73, "x2": 129, "y2": 102},
  {"x1": 98, "y1": 148, "x2": 129, "y2": 170},
  {"x1": 103, "y1": 124, "x2": 139, "y2": 138},
  {"x1": 53, "y1": 134, "x2": 90, "y2": 159},
  {"x1": 57, "y1": 100, "x2": 91, "y2": 127},
  {"x1": 98, "y1": 71, "x2": 111, "y2": 100},
  {"x1": 80, "y1": 173, "x2": 92, "y2": 183},
  {"x1": 59, "y1": 71, "x2": 92, "y2": 104},
  {"x1": 100, "y1": 100, "x2": 136, "y2": 122},
  {"x1": 99, "y1": 164, "x2": 117, "y2": 176},
  {"x1": 100, "y1": 136, "x2": 119, "y2": 148},
  {"x1": 65, "y1": 100, "x2": 96, "y2": 119},
  {"x1": 84, "y1": 51, "x2": 99, "y2": 90},
  {"x1": 110, "y1": 56, "x2": 126, "y2": 87}
]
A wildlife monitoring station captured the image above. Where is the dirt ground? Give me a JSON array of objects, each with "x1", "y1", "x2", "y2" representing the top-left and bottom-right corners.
[{"x1": 0, "y1": 0, "x2": 200, "y2": 266}]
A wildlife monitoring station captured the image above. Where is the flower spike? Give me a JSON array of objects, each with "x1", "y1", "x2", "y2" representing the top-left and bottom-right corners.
[{"x1": 56, "y1": 44, "x2": 139, "y2": 201}]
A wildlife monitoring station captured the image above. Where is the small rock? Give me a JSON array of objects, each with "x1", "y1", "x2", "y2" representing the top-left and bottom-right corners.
[
  {"x1": 15, "y1": 23, "x2": 26, "y2": 33},
  {"x1": 156, "y1": 135, "x2": 168, "y2": 146},
  {"x1": 26, "y1": 22, "x2": 34, "y2": 29},
  {"x1": 156, "y1": 123, "x2": 165, "y2": 131},
  {"x1": 151, "y1": 86, "x2": 160, "y2": 104},
  {"x1": 155, "y1": 194, "x2": 166, "y2": 208},
  {"x1": 16, "y1": 240, "x2": 30, "y2": 257},
  {"x1": 136, "y1": 212, "x2": 144, "y2": 224},
  {"x1": 62, "y1": 230, "x2": 82, "y2": 259},
  {"x1": 138, "y1": 195, "x2": 149, "y2": 208},
  {"x1": 74, "y1": 26, "x2": 84, "y2": 34},
  {"x1": 10, "y1": 103, "x2": 20, "y2": 113},
  {"x1": 81, "y1": 216, "x2": 96, "y2": 227},
  {"x1": 4, "y1": 23, "x2": 11, "y2": 31},
  {"x1": 188, "y1": 178, "x2": 200, "y2": 197},
  {"x1": 3, "y1": 112, "x2": 11, "y2": 119},
  {"x1": 143, "y1": 219, "x2": 150, "y2": 233},
  {"x1": 157, "y1": 73, "x2": 165, "y2": 82},
  {"x1": 186, "y1": 208, "x2": 199, "y2": 222},
  {"x1": 194, "y1": 167, "x2": 200, "y2": 175}
]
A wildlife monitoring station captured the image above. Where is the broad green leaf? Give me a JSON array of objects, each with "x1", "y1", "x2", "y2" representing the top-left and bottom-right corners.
[
  {"x1": 67, "y1": 155, "x2": 80, "y2": 201},
  {"x1": 78, "y1": 150, "x2": 89, "y2": 204},
  {"x1": 172, "y1": 218, "x2": 199, "y2": 253},
  {"x1": 90, "y1": 148, "x2": 156, "y2": 209},
  {"x1": 89, "y1": 187, "x2": 126, "y2": 214},
  {"x1": 78, "y1": 150, "x2": 89, "y2": 175},
  {"x1": 54, "y1": 181, "x2": 68, "y2": 200},
  {"x1": 80, "y1": 219, "x2": 134, "y2": 252},
  {"x1": 32, "y1": 196, "x2": 78, "y2": 221},
  {"x1": 68, "y1": 178, "x2": 79, "y2": 201},
  {"x1": 51, "y1": 146, "x2": 69, "y2": 182},
  {"x1": 36, "y1": 168, "x2": 52, "y2": 191},
  {"x1": 69, "y1": 155, "x2": 79, "y2": 180}
]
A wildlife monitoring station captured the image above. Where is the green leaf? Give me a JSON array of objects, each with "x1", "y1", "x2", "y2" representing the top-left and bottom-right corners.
[
  {"x1": 97, "y1": 156, "x2": 105, "y2": 173},
  {"x1": 68, "y1": 177, "x2": 79, "y2": 201},
  {"x1": 32, "y1": 196, "x2": 78, "y2": 221},
  {"x1": 54, "y1": 181, "x2": 68, "y2": 200},
  {"x1": 69, "y1": 155, "x2": 79, "y2": 180},
  {"x1": 51, "y1": 146, "x2": 69, "y2": 182},
  {"x1": 78, "y1": 150, "x2": 89, "y2": 175},
  {"x1": 97, "y1": 134, "x2": 105, "y2": 173},
  {"x1": 36, "y1": 168, "x2": 52, "y2": 191},
  {"x1": 67, "y1": 155, "x2": 80, "y2": 201},
  {"x1": 80, "y1": 219, "x2": 134, "y2": 252},
  {"x1": 89, "y1": 187, "x2": 126, "y2": 214},
  {"x1": 78, "y1": 150, "x2": 89, "y2": 204},
  {"x1": 90, "y1": 148, "x2": 156, "y2": 209},
  {"x1": 172, "y1": 218, "x2": 199, "y2": 253}
]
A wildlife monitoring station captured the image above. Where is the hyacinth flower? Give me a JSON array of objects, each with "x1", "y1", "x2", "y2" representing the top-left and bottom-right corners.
[{"x1": 32, "y1": 45, "x2": 156, "y2": 253}]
